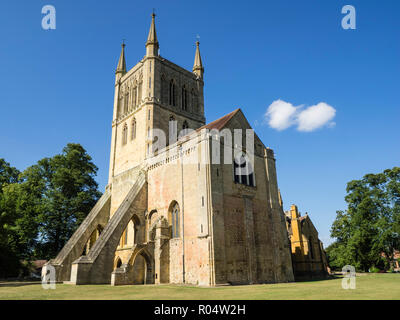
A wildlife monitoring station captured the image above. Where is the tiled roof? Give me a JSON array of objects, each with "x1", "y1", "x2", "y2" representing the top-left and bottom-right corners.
[{"x1": 197, "y1": 109, "x2": 240, "y2": 131}]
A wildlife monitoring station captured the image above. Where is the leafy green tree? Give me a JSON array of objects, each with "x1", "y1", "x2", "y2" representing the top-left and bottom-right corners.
[
  {"x1": 328, "y1": 167, "x2": 400, "y2": 271},
  {"x1": 32, "y1": 143, "x2": 102, "y2": 259},
  {"x1": 0, "y1": 144, "x2": 102, "y2": 278},
  {"x1": 0, "y1": 159, "x2": 22, "y2": 277}
]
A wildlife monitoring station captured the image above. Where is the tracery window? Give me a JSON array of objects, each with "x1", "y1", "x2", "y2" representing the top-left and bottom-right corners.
[{"x1": 233, "y1": 152, "x2": 255, "y2": 187}]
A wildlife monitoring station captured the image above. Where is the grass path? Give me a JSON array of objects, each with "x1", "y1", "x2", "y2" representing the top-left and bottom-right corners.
[{"x1": 0, "y1": 274, "x2": 399, "y2": 300}]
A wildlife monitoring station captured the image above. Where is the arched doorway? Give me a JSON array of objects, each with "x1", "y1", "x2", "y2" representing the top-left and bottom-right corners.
[
  {"x1": 129, "y1": 249, "x2": 154, "y2": 284},
  {"x1": 114, "y1": 257, "x2": 122, "y2": 270}
]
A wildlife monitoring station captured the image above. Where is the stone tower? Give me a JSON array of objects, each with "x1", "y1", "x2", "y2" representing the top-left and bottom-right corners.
[{"x1": 108, "y1": 13, "x2": 205, "y2": 193}]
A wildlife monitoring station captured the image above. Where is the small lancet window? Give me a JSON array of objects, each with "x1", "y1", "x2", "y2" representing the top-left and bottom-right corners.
[
  {"x1": 169, "y1": 80, "x2": 176, "y2": 106},
  {"x1": 182, "y1": 85, "x2": 188, "y2": 111},
  {"x1": 171, "y1": 203, "x2": 180, "y2": 238},
  {"x1": 131, "y1": 118, "x2": 136, "y2": 140},
  {"x1": 122, "y1": 123, "x2": 128, "y2": 145}
]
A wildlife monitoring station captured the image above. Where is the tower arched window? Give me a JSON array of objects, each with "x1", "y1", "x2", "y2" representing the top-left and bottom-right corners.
[
  {"x1": 138, "y1": 81, "x2": 143, "y2": 105},
  {"x1": 124, "y1": 92, "x2": 129, "y2": 114},
  {"x1": 182, "y1": 85, "x2": 187, "y2": 111},
  {"x1": 169, "y1": 80, "x2": 176, "y2": 106},
  {"x1": 132, "y1": 85, "x2": 137, "y2": 108},
  {"x1": 131, "y1": 118, "x2": 136, "y2": 140},
  {"x1": 171, "y1": 203, "x2": 180, "y2": 238},
  {"x1": 182, "y1": 121, "x2": 189, "y2": 132},
  {"x1": 122, "y1": 123, "x2": 128, "y2": 145}
]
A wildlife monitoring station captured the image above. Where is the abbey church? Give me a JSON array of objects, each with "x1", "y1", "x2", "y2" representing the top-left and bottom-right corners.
[{"x1": 45, "y1": 14, "x2": 327, "y2": 286}]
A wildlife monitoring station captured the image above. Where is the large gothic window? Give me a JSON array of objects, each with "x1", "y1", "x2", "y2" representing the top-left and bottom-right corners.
[
  {"x1": 233, "y1": 152, "x2": 255, "y2": 187},
  {"x1": 122, "y1": 123, "x2": 128, "y2": 145},
  {"x1": 171, "y1": 203, "x2": 180, "y2": 238},
  {"x1": 182, "y1": 85, "x2": 187, "y2": 111}
]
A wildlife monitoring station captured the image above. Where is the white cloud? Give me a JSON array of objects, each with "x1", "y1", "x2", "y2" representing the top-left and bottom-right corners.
[
  {"x1": 264, "y1": 99, "x2": 298, "y2": 131},
  {"x1": 297, "y1": 102, "x2": 336, "y2": 132},
  {"x1": 264, "y1": 100, "x2": 336, "y2": 132}
]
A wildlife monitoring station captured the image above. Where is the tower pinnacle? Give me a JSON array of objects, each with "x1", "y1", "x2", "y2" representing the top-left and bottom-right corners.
[
  {"x1": 193, "y1": 41, "x2": 204, "y2": 78},
  {"x1": 116, "y1": 42, "x2": 127, "y2": 79},
  {"x1": 146, "y1": 13, "x2": 159, "y2": 57}
]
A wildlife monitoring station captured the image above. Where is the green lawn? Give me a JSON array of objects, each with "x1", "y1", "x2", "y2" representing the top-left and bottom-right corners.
[{"x1": 0, "y1": 274, "x2": 399, "y2": 300}]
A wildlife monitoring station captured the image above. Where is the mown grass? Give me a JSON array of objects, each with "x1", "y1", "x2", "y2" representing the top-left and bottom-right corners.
[{"x1": 0, "y1": 274, "x2": 399, "y2": 300}]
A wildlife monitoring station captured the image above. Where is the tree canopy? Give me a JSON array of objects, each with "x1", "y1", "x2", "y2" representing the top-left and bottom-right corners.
[
  {"x1": 0, "y1": 144, "x2": 101, "y2": 277},
  {"x1": 327, "y1": 167, "x2": 400, "y2": 271}
]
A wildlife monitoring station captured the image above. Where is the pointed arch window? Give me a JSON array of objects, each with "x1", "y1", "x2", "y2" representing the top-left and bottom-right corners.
[
  {"x1": 171, "y1": 203, "x2": 180, "y2": 238},
  {"x1": 124, "y1": 91, "x2": 129, "y2": 114},
  {"x1": 182, "y1": 85, "x2": 188, "y2": 111},
  {"x1": 169, "y1": 80, "x2": 176, "y2": 106},
  {"x1": 138, "y1": 81, "x2": 143, "y2": 105},
  {"x1": 132, "y1": 85, "x2": 137, "y2": 108},
  {"x1": 131, "y1": 118, "x2": 136, "y2": 140},
  {"x1": 122, "y1": 123, "x2": 128, "y2": 145}
]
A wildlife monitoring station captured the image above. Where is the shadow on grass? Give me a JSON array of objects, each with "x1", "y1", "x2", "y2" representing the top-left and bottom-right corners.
[
  {"x1": 0, "y1": 281, "x2": 41, "y2": 288},
  {"x1": 294, "y1": 275, "x2": 342, "y2": 283}
]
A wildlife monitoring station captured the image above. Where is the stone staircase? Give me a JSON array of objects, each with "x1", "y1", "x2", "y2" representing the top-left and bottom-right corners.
[
  {"x1": 44, "y1": 189, "x2": 111, "y2": 282},
  {"x1": 69, "y1": 170, "x2": 148, "y2": 284}
]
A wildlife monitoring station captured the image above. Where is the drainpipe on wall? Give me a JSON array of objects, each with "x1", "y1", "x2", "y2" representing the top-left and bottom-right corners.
[{"x1": 180, "y1": 145, "x2": 186, "y2": 284}]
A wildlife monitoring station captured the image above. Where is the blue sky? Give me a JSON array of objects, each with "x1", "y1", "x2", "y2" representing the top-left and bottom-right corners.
[{"x1": 0, "y1": 1, "x2": 399, "y2": 246}]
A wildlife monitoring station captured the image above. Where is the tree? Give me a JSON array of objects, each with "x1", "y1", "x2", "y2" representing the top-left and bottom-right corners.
[
  {"x1": 328, "y1": 167, "x2": 400, "y2": 271},
  {"x1": 32, "y1": 143, "x2": 102, "y2": 259},
  {"x1": 0, "y1": 159, "x2": 22, "y2": 277},
  {"x1": 0, "y1": 144, "x2": 102, "y2": 278}
]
